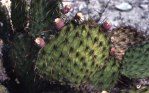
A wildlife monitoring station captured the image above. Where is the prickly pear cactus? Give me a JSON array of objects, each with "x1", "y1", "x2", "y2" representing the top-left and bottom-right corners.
[
  {"x1": 35, "y1": 24, "x2": 110, "y2": 91},
  {"x1": 91, "y1": 57, "x2": 119, "y2": 91},
  {"x1": 8, "y1": 0, "x2": 62, "y2": 92},
  {"x1": 9, "y1": 33, "x2": 41, "y2": 93},
  {"x1": 11, "y1": 0, "x2": 28, "y2": 32},
  {"x1": 122, "y1": 42, "x2": 149, "y2": 78},
  {"x1": 10, "y1": 33, "x2": 34, "y2": 77},
  {"x1": 10, "y1": 0, "x2": 62, "y2": 77},
  {"x1": 30, "y1": 0, "x2": 61, "y2": 36}
]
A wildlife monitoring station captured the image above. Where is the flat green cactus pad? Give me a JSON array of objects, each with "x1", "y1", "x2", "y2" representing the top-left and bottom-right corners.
[
  {"x1": 35, "y1": 24, "x2": 109, "y2": 89},
  {"x1": 122, "y1": 42, "x2": 149, "y2": 78}
]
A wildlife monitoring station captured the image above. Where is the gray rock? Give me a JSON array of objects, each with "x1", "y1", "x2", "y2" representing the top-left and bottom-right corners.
[
  {"x1": 62, "y1": 0, "x2": 149, "y2": 33},
  {"x1": 115, "y1": 2, "x2": 133, "y2": 11}
]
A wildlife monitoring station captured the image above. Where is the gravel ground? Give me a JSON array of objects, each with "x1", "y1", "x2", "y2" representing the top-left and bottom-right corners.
[
  {"x1": 63, "y1": 0, "x2": 149, "y2": 33},
  {"x1": 1, "y1": 0, "x2": 148, "y2": 33}
]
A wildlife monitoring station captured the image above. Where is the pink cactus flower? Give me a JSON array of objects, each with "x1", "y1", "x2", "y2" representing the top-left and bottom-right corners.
[
  {"x1": 34, "y1": 37, "x2": 45, "y2": 48},
  {"x1": 54, "y1": 18, "x2": 65, "y2": 30}
]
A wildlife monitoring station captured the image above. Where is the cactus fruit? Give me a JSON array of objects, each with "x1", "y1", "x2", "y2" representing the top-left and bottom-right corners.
[
  {"x1": 35, "y1": 24, "x2": 110, "y2": 91},
  {"x1": 0, "y1": 85, "x2": 9, "y2": 93},
  {"x1": 121, "y1": 42, "x2": 149, "y2": 78},
  {"x1": 90, "y1": 57, "x2": 119, "y2": 91},
  {"x1": 110, "y1": 26, "x2": 148, "y2": 60}
]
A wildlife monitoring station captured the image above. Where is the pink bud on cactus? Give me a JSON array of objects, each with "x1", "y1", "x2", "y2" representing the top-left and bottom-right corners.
[
  {"x1": 63, "y1": 5, "x2": 71, "y2": 14},
  {"x1": 54, "y1": 18, "x2": 65, "y2": 30},
  {"x1": 102, "y1": 20, "x2": 112, "y2": 30},
  {"x1": 34, "y1": 37, "x2": 45, "y2": 48}
]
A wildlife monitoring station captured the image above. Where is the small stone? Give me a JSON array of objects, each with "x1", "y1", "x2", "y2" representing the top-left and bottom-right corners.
[
  {"x1": 139, "y1": 4, "x2": 148, "y2": 10},
  {"x1": 115, "y1": 2, "x2": 132, "y2": 11}
]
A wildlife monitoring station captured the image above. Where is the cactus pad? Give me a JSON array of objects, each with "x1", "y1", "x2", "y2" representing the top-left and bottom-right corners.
[
  {"x1": 10, "y1": 33, "x2": 33, "y2": 77},
  {"x1": 91, "y1": 57, "x2": 119, "y2": 91},
  {"x1": 122, "y1": 42, "x2": 149, "y2": 78},
  {"x1": 35, "y1": 24, "x2": 109, "y2": 89}
]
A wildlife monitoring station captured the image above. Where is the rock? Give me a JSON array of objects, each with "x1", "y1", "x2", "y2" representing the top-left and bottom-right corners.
[
  {"x1": 139, "y1": 4, "x2": 148, "y2": 10},
  {"x1": 115, "y1": 2, "x2": 133, "y2": 11},
  {"x1": 142, "y1": 0, "x2": 149, "y2": 3}
]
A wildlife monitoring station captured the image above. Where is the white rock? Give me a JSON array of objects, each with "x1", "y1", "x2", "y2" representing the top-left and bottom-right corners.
[
  {"x1": 115, "y1": 2, "x2": 132, "y2": 11},
  {"x1": 139, "y1": 4, "x2": 148, "y2": 10}
]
